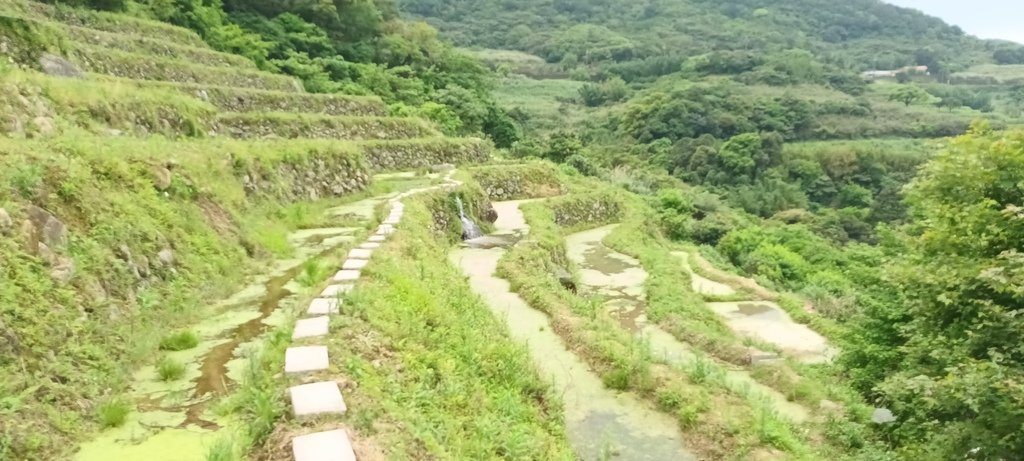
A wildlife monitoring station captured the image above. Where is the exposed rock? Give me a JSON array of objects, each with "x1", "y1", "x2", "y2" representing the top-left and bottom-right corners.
[
  {"x1": 555, "y1": 268, "x2": 577, "y2": 293},
  {"x1": 153, "y1": 166, "x2": 172, "y2": 191},
  {"x1": 135, "y1": 255, "x2": 151, "y2": 278},
  {"x1": 37, "y1": 242, "x2": 57, "y2": 266},
  {"x1": 0, "y1": 318, "x2": 21, "y2": 355},
  {"x1": 50, "y1": 257, "x2": 75, "y2": 284},
  {"x1": 30, "y1": 116, "x2": 55, "y2": 137},
  {"x1": 157, "y1": 248, "x2": 175, "y2": 267},
  {"x1": 39, "y1": 53, "x2": 83, "y2": 79},
  {"x1": 0, "y1": 208, "x2": 11, "y2": 235},
  {"x1": 115, "y1": 244, "x2": 132, "y2": 261},
  {"x1": 107, "y1": 129, "x2": 124, "y2": 137},
  {"x1": 482, "y1": 204, "x2": 498, "y2": 223},
  {"x1": 25, "y1": 205, "x2": 67, "y2": 251},
  {"x1": 748, "y1": 348, "x2": 782, "y2": 365},
  {"x1": 871, "y1": 407, "x2": 896, "y2": 424},
  {"x1": 819, "y1": 400, "x2": 843, "y2": 413}
]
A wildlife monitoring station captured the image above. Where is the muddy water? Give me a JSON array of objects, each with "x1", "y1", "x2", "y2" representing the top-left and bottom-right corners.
[
  {"x1": 671, "y1": 252, "x2": 836, "y2": 364},
  {"x1": 75, "y1": 193, "x2": 400, "y2": 460},
  {"x1": 452, "y1": 202, "x2": 694, "y2": 461},
  {"x1": 673, "y1": 251, "x2": 736, "y2": 296},
  {"x1": 566, "y1": 227, "x2": 809, "y2": 423},
  {"x1": 705, "y1": 301, "x2": 835, "y2": 364}
]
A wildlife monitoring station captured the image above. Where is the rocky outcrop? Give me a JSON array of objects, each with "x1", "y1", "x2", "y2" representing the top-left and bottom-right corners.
[{"x1": 39, "y1": 53, "x2": 83, "y2": 78}]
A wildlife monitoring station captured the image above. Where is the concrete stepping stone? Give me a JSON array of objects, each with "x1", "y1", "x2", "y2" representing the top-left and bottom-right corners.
[
  {"x1": 292, "y1": 429, "x2": 356, "y2": 461},
  {"x1": 347, "y1": 248, "x2": 373, "y2": 259},
  {"x1": 358, "y1": 242, "x2": 381, "y2": 249},
  {"x1": 368, "y1": 235, "x2": 386, "y2": 243},
  {"x1": 285, "y1": 346, "x2": 329, "y2": 374},
  {"x1": 319, "y1": 284, "x2": 353, "y2": 298},
  {"x1": 290, "y1": 381, "x2": 346, "y2": 417},
  {"x1": 383, "y1": 217, "x2": 400, "y2": 225},
  {"x1": 342, "y1": 259, "x2": 368, "y2": 270},
  {"x1": 293, "y1": 316, "x2": 330, "y2": 339},
  {"x1": 332, "y1": 270, "x2": 360, "y2": 282},
  {"x1": 308, "y1": 298, "x2": 340, "y2": 315}
]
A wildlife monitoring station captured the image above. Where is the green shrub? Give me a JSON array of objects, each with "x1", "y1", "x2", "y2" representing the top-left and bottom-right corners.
[
  {"x1": 159, "y1": 331, "x2": 199, "y2": 351},
  {"x1": 96, "y1": 398, "x2": 130, "y2": 428},
  {"x1": 156, "y1": 356, "x2": 186, "y2": 381}
]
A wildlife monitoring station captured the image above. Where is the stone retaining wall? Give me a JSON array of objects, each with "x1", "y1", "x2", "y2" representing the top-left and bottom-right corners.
[{"x1": 469, "y1": 163, "x2": 564, "y2": 201}]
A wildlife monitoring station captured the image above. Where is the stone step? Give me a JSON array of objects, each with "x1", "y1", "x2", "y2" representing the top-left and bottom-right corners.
[
  {"x1": 293, "y1": 316, "x2": 330, "y2": 339},
  {"x1": 347, "y1": 248, "x2": 373, "y2": 260},
  {"x1": 332, "y1": 270, "x2": 361, "y2": 282},
  {"x1": 308, "y1": 298, "x2": 341, "y2": 315},
  {"x1": 290, "y1": 381, "x2": 347, "y2": 417},
  {"x1": 292, "y1": 429, "x2": 357, "y2": 461},
  {"x1": 285, "y1": 346, "x2": 330, "y2": 374},
  {"x1": 341, "y1": 259, "x2": 368, "y2": 271},
  {"x1": 358, "y1": 242, "x2": 381, "y2": 250},
  {"x1": 367, "y1": 235, "x2": 386, "y2": 243},
  {"x1": 319, "y1": 284, "x2": 354, "y2": 298}
]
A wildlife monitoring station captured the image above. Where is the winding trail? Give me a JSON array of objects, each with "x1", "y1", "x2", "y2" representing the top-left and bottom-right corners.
[
  {"x1": 566, "y1": 226, "x2": 810, "y2": 423},
  {"x1": 452, "y1": 202, "x2": 696, "y2": 461},
  {"x1": 74, "y1": 175, "x2": 432, "y2": 461}
]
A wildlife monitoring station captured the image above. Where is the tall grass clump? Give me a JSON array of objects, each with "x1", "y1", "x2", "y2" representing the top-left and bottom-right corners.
[
  {"x1": 157, "y1": 356, "x2": 186, "y2": 381},
  {"x1": 96, "y1": 398, "x2": 131, "y2": 428},
  {"x1": 159, "y1": 330, "x2": 199, "y2": 351}
]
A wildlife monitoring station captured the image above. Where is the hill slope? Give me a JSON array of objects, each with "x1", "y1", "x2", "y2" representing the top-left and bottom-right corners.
[{"x1": 400, "y1": 0, "x2": 1023, "y2": 78}]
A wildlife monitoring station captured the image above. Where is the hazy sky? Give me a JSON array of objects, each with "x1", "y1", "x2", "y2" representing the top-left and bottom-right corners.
[{"x1": 885, "y1": 0, "x2": 1024, "y2": 44}]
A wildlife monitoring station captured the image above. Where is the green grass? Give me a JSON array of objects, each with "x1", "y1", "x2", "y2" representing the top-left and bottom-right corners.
[
  {"x1": 159, "y1": 330, "x2": 199, "y2": 351},
  {"x1": 205, "y1": 436, "x2": 240, "y2": 461},
  {"x1": 95, "y1": 398, "x2": 130, "y2": 428},
  {"x1": 295, "y1": 260, "x2": 330, "y2": 287},
  {"x1": 245, "y1": 187, "x2": 575, "y2": 459},
  {"x1": 493, "y1": 76, "x2": 588, "y2": 133},
  {"x1": 156, "y1": 356, "x2": 186, "y2": 381}
]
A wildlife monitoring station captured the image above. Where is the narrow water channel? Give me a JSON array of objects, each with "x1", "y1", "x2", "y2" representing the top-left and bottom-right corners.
[
  {"x1": 452, "y1": 201, "x2": 696, "y2": 461},
  {"x1": 566, "y1": 226, "x2": 810, "y2": 423}
]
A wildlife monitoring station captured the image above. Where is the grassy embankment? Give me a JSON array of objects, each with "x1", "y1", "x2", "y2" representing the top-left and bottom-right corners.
[{"x1": 233, "y1": 183, "x2": 575, "y2": 460}]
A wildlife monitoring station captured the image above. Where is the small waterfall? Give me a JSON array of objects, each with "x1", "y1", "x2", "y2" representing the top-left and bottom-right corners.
[{"x1": 455, "y1": 196, "x2": 483, "y2": 240}]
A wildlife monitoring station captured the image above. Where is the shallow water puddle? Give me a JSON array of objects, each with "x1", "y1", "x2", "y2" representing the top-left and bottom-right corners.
[
  {"x1": 673, "y1": 251, "x2": 736, "y2": 296},
  {"x1": 706, "y1": 301, "x2": 836, "y2": 364},
  {"x1": 565, "y1": 226, "x2": 809, "y2": 423},
  {"x1": 671, "y1": 252, "x2": 837, "y2": 364},
  {"x1": 452, "y1": 202, "x2": 695, "y2": 461}
]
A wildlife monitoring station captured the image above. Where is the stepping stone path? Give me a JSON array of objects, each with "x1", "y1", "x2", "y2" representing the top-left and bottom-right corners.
[{"x1": 286, "y1": 169, "x2": 463, "y2": 461}]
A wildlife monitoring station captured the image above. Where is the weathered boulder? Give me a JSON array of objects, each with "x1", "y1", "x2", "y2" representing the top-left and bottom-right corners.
[
  {"x1": 39, "y1": 53, "x2": 83, "y2": 79},
  {"x1": 0, "y1": 208, "x2": 11, "y2": 235},
  {"x1": 153, "y1": 166, "x2": 173, "y2": 191},
  {"x1": 30, "y1": 116, "x2": 56, "y2": 137},
  {"x1": 157, "y1": 248, "x2": 175, "y2": 267},
  {"x1": 50, "y1": 257, "x2": 75, "y2": 284},
  {"x1": 555, "y1": 268, "x2": 577, "y2": 293},
  {"x1": 23, "y1": 205, "x2": 67, "y2": 253}
]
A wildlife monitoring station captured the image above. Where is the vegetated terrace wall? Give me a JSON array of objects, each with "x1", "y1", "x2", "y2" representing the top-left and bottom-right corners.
[{"x1": 469, "y1": 162, "x2": 565, "y2": 201}]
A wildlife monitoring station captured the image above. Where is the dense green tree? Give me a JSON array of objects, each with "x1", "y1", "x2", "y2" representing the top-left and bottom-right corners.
[
  {"x1": 888, "y1": 84, "x2": 930, "y2": 107},
  {"x1": 867, "y1": 130, "x2": 1024, "y2": 459}
]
